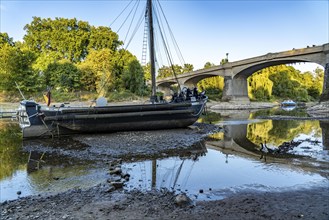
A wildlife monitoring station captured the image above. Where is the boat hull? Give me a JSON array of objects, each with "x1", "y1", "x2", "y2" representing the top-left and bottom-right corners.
[{"x1": 18, "y1": 100, "x2": 207, "y2": 138}]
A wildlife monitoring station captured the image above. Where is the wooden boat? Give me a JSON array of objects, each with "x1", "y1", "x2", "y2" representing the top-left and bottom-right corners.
[{"x1": 17, "y1": 0, "x2": 208, "y2": 138}]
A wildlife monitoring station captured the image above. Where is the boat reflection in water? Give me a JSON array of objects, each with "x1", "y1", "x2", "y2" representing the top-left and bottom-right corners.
[
  {"x1": 17, "y1": 139, "x2": 207, "y2": 201},
  {"x1": 281, "y1": 105, "x2": 296, "y2": 111}
]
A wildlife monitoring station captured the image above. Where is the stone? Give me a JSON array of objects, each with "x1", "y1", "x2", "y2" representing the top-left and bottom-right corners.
[
  {"x1": 109, "y1": 167, "x2": 122, "y2": 175},
  {"x1": 174, "y1": 193, "x2": 192, "y2": 207},
  {"x1": 110, "y1": 181, "x2": 124, "y2": 189}
]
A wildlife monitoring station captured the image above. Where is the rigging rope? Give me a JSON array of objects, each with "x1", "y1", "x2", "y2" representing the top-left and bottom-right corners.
[
  {"x1": 157, "y1": 0, "x2": 186, "y2": 65},
  {"x1": 125, "y1": 6, "x2": 145, "y2": 50},
  {"x1": 123, "y1": 0, "x2": 141, "y2": 44},
  {"x1": 153, "y1": 0, "x2": 181, "y2": 91},
  {"x1": 109, "y1": 0, "x2": 134, "y2": 28},
  {"x1": 97, "y1": 1, "x2": 144, "y2": 97},
  {"x1": 116, "y1": 0, "x2": 139, "y2": 33}
]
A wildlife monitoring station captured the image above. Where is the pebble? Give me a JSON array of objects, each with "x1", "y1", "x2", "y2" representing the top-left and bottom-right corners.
[
  {"x1": 110, "y1": 181, "x2": 124, "y2": 189},
  {"x1": 174, "y1": 193, "x2": 192, "y2": 207},
  {"x1": 109, "y1": 167, "x2": 122, "y2": 175}
]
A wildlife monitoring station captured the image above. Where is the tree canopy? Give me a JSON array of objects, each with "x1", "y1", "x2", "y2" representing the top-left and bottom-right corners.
[
  {"x1": 0, "y1": 17, "x2": 146, "y2": 100},
  {"x1": 0, "y1": 17, "x2": 325, "y2": 102}
]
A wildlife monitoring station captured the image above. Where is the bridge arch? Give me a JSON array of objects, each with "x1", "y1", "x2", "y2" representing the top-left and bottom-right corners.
[
  {"x1": 233, "y1": 59, "x2": 325, "y2": 79},
  {"x1": 183, "y1": 73, "x2": 221, "y2": 87}
]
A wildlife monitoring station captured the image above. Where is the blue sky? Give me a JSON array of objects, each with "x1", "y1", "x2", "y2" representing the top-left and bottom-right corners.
[{"x1": 0, "y1": 0, "x2": 328, "y2": 72}]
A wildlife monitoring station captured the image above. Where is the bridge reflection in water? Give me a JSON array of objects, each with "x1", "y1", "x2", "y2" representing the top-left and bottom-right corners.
[
  {"x1": 207, "y1": 117, "x2": 329, "y2": 170},
  {"x1": 320, "y1": 121, "x2": 329, "y2": 149}
]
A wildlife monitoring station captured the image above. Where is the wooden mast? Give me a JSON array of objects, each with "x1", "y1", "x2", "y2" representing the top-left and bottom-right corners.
[{"x1": 147, "y1": 0, "x2": 157, "y2": 102}]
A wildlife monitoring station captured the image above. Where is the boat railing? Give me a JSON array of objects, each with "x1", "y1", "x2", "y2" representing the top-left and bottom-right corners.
[{"x1": 0, "y1": 111, "x2": 17, "y2": 119}]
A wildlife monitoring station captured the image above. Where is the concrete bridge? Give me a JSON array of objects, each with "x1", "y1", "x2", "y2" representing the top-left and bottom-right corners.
[{"x1": 157, "y1": 43, "x2": 329, "y2": 102}]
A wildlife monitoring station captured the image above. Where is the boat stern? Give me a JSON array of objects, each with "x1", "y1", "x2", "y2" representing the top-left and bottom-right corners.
[{"x1": 17, "y1": 100, "x2": 51, "y2": 138}]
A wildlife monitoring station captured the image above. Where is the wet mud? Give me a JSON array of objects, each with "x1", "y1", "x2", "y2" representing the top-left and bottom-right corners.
[{"x1": 22, "y1": 123, "x2": 220, "y2": 162}]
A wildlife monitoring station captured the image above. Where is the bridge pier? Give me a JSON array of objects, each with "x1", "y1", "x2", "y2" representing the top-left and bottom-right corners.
[
  {"x1": 320, "y1": 63, "x2": 329, "y2": 102},
  {"x1": 222, "y1": 76, "x2": 250, "y2": 103}
]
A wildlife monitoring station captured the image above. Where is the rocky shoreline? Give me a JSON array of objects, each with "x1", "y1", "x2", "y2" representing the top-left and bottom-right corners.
[
  {"x1": 307, "y1": 101, "x2": 329, "y2": 118},
  {"x1": 209, "y1": 101, "x2": 278, "y2": 110}
]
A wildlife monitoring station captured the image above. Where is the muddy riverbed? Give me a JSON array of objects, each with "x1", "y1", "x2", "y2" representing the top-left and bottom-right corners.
[
  {"x1": 1, "y1": 100, "x2": 329, "y2": 220},
  {"x1": 1, "y1": 119, "x2": 329, "y2": 219}
]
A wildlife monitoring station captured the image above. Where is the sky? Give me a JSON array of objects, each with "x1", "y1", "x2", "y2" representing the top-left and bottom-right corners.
[{"x1": 0, "y1": 0, "x2": 328, "y2": 72}]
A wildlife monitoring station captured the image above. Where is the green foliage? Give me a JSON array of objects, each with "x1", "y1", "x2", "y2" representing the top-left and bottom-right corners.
[
  {"x1": 0, "y1": 44, "x2": 40, "y2": 93},
  {"x1": 0, "y1": 33, "x2": 15, "y2": 47},
  {"x1": 44, "y1": 60, "x2": 82, "y2": 92},
  {"x1": 80, "y1": 49, "x2": 115, "y2": 96},
  {"x1": 248, "y1": 65, "x2": 324, "y2": 102},
  {"x1": 157, "y1": 63, "x2": 194, "y2": 79},
  {"x1": 121, "y1": 60, "x2": 146, "y2": 95},
  {"x1": 107, "y1": 90, "x2": 142, "y2": 102},
  {"x1": 204, "y1": 62, "x2": 215, "y2": 69},
  {"x1": 32, "y1": 51, "x2": 62, "y2": 73},
  {"x1": 23, "y1": 17, "x2": 122, "y2": 63},
  {"x1": 199, "y1": 112, "x2": 222, "y2": 124},
  {"x1": 88, "y1": 26, "x2": 122, "y2": 52},
  {"x1": 269, "y1": 69, "x2": 307, "y2": 101},
  {"x1": 76, "y1": 62, "x2": 97, "y2": 92},
  {"x1": 196, "y1": 62, "x2": 224, "y2": 98},
  {"x1": 0, "y1": 121, "x2": 25, "y2": 180},
  {"x1": 143, "y1": 63, "x2": 151, "y2": 81},
  {"x1": 250, "y1": 86, "x2": 271, "y2": 101}
]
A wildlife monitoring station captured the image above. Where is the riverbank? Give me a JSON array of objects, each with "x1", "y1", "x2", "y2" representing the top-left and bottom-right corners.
[
  {"x1": 307, "y1": 101, "x2": 329, "y2": 117},
  {"x1": 1, "y1": 182, "x2": 328, "y2": 220},
  {"x1": 208, "y1": 101, "x2": 279, "y2": 110}
]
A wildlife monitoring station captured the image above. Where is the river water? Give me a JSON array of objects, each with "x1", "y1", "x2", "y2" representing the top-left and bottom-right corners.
[{"x1": 0, "y1": 106, "x2": 328, "y2": 202}]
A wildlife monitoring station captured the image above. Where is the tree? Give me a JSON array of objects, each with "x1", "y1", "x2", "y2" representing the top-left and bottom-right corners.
[
  {"x1": 32, "y1": 51, "x2": 62, "y2": 74},
  {"x1": 44, "y1": 60, "x2": 81, "y2": 92},
  {"x1": 182, "y1": 63, "x2": 194, "y2": 73},
  {"x1": 76, "y1": 62, "x2": 97, "y2": 92},
  {"x1": 251, "y1": 86, "x2": 271, "y2": 101},
  {"x1": 143, "y1": 63, "x2": 151, "y2": 81},
  {"x1": 0, "y1": 33, "x2": 15, "y2": 47},
  {"x1": 157, "y1": 65, "x2": 173, "y2": 79},
  {"x1": 0, "y1": 44, "x2": 39, "y2": 93},
  {"x1": 269, "y1": 70, "x2": 303, "y2": 100},
  {"x1": 88, "y1": 26, "x2": 122, "y2": 51},
  {"x1": 80, "y1": 49, "x2": 115, "y2": 96},
  {"x1": 204, "y1": 62, "x2": 215, "y2": 69},
  {"x1": 197, "y1": 62, "x2": 223, "y2": 97},
  {"x1": 121, "y1": 60, "x2": 145, "y2": 95},
  {"x1": 23, "y1": 17, "x2": 121, "y2": 63}
]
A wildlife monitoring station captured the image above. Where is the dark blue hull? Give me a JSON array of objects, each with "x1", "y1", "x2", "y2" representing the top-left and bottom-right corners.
[{"x1": 18, "y1": 99, "x2": 207, "y2": 138}]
